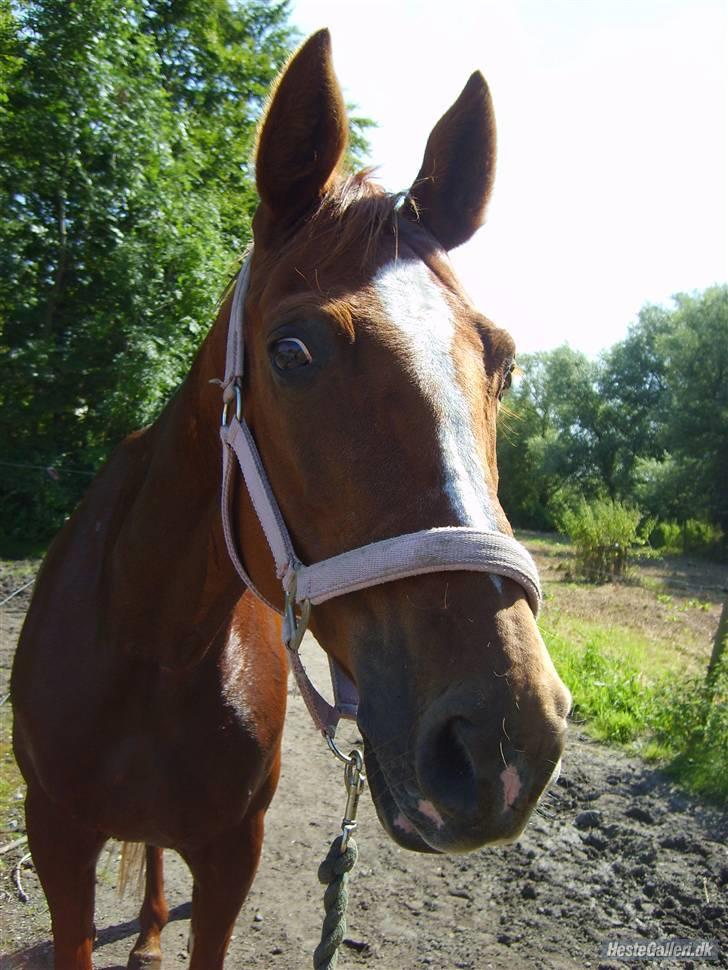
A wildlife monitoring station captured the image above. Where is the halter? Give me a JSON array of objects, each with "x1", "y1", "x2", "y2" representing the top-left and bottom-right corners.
[{"x1": 218, "y1": 254, "x2": 542, "y2": 736}]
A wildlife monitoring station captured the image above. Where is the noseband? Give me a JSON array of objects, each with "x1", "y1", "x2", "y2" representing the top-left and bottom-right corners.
[{"x1": 217, "y1": 256, "x2": 542, "y2": 735}]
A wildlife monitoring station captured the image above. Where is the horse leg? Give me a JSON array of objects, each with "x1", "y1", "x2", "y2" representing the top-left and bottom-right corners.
[
  {"x1": 128, "y1": 846, "x2": 169, "y2": 969},
  {"x1": 25, "y1": 784, "x2": 106, "y2": 970},
  {"x1": 182, "y1": 805, "x2": 266, "y2": 970}
]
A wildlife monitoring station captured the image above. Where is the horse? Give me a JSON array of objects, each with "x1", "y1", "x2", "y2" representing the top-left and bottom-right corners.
[{"x1": 11, "y1": 29, "x2": 571, "y2": 970}]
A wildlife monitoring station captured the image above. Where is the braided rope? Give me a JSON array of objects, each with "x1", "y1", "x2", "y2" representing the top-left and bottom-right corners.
[{"x1": 313, "y1": 835, "x2": 359, "y2": 969}]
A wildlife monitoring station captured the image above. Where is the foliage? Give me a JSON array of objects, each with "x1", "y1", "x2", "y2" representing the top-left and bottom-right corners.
[
  {"x1": 650, "y1": 288, "x2": 728, "y2": 534},
  {"x1": 498, "y1": 286, "x2": 728, "y2": 556},
  {"x1": 0, "y1": 2, "x2": 372, "y2": 545},
  {"x1": 556, "y1": 497, "x2": 648, "y2": 582},
  {"x1": 650, "y1": 518, "x2": 724, "y2": 557},
  {"x1": 647, "y1": 652, "x2": 728, "y2": 803}
]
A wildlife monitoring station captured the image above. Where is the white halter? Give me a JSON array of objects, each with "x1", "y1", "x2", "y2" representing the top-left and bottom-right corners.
[{"x1": 218, "y1": 254, "x2": 541, "y2": 735}]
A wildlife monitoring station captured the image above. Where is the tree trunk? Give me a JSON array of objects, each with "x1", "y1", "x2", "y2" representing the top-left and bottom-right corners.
[{"x1": 707, "y1": 594, "x2": 728, "y2": 682}]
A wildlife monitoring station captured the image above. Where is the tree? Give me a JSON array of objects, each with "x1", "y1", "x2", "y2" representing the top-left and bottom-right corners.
[
  {"x1": 498, "y1": 288, "x2": 727, "y2": 544},
  {"x1": 0, "y1": 0, "x2": 294, "y2": 541},
  {"x1": 656, "y1": 287, "x2": 728, "y2": 533},
  {"x1": 598, "y1": 303, "x2": 670, "y2": 496},
  {"x1": 498, "y1": 346, "x2": 623, "y2": 527}
]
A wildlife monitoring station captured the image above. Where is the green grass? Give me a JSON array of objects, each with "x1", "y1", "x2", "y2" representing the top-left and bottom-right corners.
[
  {"x1": 544, "y1": 622, "x2": 728, "y2": 804},
  {"x1": 541, "y1": 601, "x2": 690, "y2": 676}
]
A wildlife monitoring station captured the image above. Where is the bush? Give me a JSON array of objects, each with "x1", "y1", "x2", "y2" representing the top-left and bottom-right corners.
[
  {"x1": 682, "y1": 519, "x2": 724, "y2": 555},
  {"x1": 647, "y1": 653, "x2": 728, "y2": 802},
  {"x1": 558, "y1": 498, "x2": 649, "y2": 582},
  {"x1": 649, "y1": 520, "x2": 682, "y2": 554},
  {"x1": 649, "y1": 518, "x2": 724, "y2": 557}
]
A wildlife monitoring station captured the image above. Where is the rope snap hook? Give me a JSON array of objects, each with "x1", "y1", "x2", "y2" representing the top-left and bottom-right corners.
[{"x1": 313, "y1": 735, "x2": 367, "y2": 968}]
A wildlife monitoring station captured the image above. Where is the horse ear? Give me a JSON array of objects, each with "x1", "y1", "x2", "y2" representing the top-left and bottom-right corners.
[
  {"x1": 255, "y1": 29, "x2": 348, "y2": 223},
  {"x1": 409, "y1": 72, "x2": 496, "y2": 250}
]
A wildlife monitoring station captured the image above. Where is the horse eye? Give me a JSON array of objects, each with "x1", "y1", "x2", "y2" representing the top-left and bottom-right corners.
[
  {"x1": 498, "y1": 362, "x2": 515, "y2": 401},
  {"x1": 270, "y1": 337, "x2": 312, "y2": 371}
]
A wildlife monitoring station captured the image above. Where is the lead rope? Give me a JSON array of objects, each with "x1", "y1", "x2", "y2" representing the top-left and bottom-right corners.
[{"x1": 313, "y1": 738, "x2": 366, "y2": 969}]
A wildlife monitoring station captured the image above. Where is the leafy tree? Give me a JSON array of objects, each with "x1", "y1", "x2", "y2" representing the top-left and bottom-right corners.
[
  {"x1": 597, "y1": 304, "x2": 670, "y2": 496},
  {"x1": 497, "y1": 358, "x2": 564, "y2": 529},
  {"x1": 0, "y1": 1, "x2": 20, "y2": 107},
  {"x1": 498, "y1": 287, "x2": 727, "y2": 548},
  {"x1": 498, "y1": 346, "x2": 623, "y2": 526},
  {"x1": 0, "y1": 0, "x2": 295, "y2": 541},
  {"x1": 654, "y1": 286, "x2": 728, "y2": 532}
]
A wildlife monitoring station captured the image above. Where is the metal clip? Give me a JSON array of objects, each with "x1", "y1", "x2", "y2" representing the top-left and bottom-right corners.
[
  {"x1": 283, "y1": 571, "x2": 311, "y2": 653},
  {"x1": 325, "y1": 733, "x2": 366, "y2": 852}
]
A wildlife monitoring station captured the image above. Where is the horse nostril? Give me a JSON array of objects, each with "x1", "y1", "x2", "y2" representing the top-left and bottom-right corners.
[{"x1": 417, "y1": 716, "x2": 478, "y2": 816}]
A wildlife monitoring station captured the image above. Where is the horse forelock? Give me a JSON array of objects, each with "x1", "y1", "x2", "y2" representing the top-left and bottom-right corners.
[{"x1": 252, "y1": 170, "x2": 433, "y2": 284}]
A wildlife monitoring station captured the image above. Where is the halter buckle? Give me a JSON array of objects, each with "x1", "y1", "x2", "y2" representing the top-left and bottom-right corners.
[
  {"x1": 221, "y1": 383, "x2": 242, "y2": 427},
  {"x1": 283, "y1": 572, "x2": 311, "y2": 653}
]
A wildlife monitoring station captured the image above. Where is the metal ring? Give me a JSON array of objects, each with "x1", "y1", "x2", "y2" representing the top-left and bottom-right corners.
[
  {"x1": 344, "y1": 749, "x2": 364, "y2": 781},
  {"x1": 325, "y1": 732, "x2": 363, "y2": 769},
  {"x1": 221, "y1": 384, "x2": 242, "y2": 427}
]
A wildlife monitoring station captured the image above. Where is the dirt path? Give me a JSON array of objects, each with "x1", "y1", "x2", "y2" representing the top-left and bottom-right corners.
[{"x1": 0, "y1": 557, "x2": 726, "y2": 970}]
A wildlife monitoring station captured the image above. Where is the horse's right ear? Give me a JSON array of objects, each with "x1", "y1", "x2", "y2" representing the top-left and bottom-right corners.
[{"x1": 255, "y1": 30, "x2": 348, "y2": 227}]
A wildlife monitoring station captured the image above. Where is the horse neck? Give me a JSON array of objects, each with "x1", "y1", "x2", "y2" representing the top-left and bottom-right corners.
[{"x1": 108, "y1": 291, "x2": 244, "y2": 668}]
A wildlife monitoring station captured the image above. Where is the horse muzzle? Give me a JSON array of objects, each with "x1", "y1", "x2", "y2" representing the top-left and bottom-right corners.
[{"x1": 360, "y1": 680, "x2": 569, "y2": 854}]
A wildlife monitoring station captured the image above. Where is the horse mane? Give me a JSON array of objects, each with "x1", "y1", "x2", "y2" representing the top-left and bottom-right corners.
[
  {"x1": 310, "y1": 169, "x2": 411, "y2": 268},
  {"x1": 249, "y1": 170, "x2": 420, "y2": 281}
]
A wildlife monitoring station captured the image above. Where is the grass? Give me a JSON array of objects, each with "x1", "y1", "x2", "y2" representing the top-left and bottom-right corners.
[
  {"x1": 541, "y1": 607, "x2": 728, "y2": 805},
  {"x1": 0, "y1": 555, "x2": 38, "y2": 861},
  {"x1": 521, "y1": 531, "x2": 728, "y2": 803},
  {"x1": 541, "y1": 602, "x2": 691, "y2": 677}
]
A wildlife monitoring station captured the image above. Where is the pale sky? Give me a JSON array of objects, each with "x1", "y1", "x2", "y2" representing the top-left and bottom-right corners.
[{"x1": 288, "y1": 0, "x2": 727, "y2": 356}]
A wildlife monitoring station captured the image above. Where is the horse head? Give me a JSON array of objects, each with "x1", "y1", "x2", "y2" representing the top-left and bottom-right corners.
[{"x1": 239, "y1": 30, "x2": 571, "y2": 853}]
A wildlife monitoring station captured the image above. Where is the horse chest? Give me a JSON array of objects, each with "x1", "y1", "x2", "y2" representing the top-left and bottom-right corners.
[
  {"x1": 18, "y1": 625, "x2": 275, "y2": 847},
  {"x1": 91, "y1": 687, "x2": 263, "y2": 846}
]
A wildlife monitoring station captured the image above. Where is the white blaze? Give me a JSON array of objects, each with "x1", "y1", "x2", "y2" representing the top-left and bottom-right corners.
[{"x1": 373, "y1": 259, "x2": 498, "y2": 532}]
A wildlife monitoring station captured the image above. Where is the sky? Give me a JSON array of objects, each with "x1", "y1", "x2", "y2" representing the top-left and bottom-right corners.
[{"x1": 287, "y1": 0, "x2": 727, "y2": 357}]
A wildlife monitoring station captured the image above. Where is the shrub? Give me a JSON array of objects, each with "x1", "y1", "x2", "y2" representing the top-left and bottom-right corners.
[
  {"x1": 682, "y1": 519, "x2": 724, "y2": 555},
  {"x1": 649, "y1": 520, "x2": 683, "y2": 554},
  {"x1": 647, "y1": 653, "x2": 728, "y2": 802},
  {"x1": 649, "y1": 518, "x2": 724, "y2": 557},
  {"x1": 558, "y1": 498, "x2": 649, "y2": 582}
]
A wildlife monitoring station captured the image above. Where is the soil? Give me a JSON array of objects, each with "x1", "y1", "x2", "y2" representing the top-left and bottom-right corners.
[{"x1": 0, "y1": 553, "x2": 726, "y2": 970}]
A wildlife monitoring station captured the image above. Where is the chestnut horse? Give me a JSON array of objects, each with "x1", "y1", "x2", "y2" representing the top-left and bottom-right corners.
[{"x1": 11, "y1": 29, "x2": 571, "y2": 970}]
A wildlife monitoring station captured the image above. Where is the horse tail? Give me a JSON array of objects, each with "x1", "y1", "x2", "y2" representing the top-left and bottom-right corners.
[{"x1": 117, "y1": 841, "x2": 146, "y2": 898}]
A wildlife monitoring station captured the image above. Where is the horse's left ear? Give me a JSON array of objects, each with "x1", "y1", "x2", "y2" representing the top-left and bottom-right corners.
[
  {"x1": 255, "y1": 29, "x2": 348, "y2": 226},
  {"x1": 409, "y1": 72, "x2": 496, "y2": 250}
]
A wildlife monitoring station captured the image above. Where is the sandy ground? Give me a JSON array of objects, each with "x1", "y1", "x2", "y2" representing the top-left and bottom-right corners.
[{"x1": 0, "y1": 553, "x2": 726, "y2": 970}]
